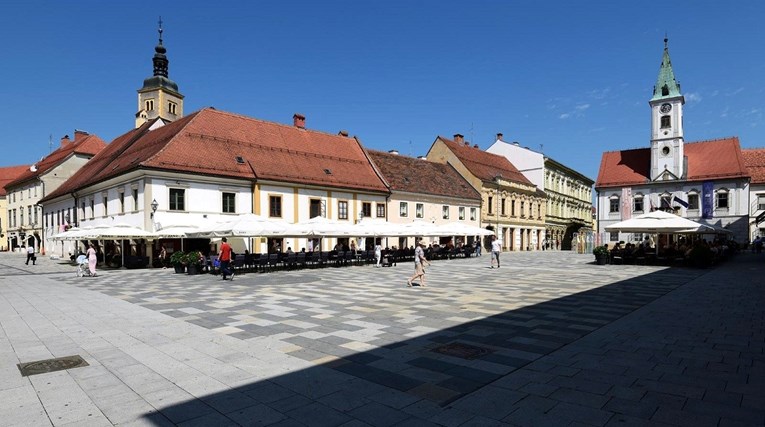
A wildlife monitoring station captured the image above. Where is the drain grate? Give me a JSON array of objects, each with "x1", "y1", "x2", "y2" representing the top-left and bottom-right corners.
[
  {"x1": 17, "y1": 355, "x2": 89, "y2": 377},
  {"x1": 432, "y1": 342, "x2": 493, "y2": 360}
]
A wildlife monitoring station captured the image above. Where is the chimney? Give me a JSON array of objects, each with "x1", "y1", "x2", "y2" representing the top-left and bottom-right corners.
[
  {"x1": 417, "y1": 156, "x2": 427, "y2": 160},
  {"x1": 293, "y1": 113, "x2": 306, "y2": 129},
  {"x1": 338, "y1": 130, "x2": 349, "y2": 137},
  {"x1": 388, "y1": 149, "x2": 399, "y2": 155},
  {"x1": 60, "y1": 135, "x2": 71, "y2": 147},
  {"x1": 74, "y1": 129, "x2": 89, "y2": 141},
  {"x1": 453, "y1": 134, "x2": 464, "y2": 144},
  {"x1": 473, "y1": 144, "x2": 479, "y2": 148},
  {"x1": 496, "y1": 133, "x2": 503, "y2": 141},
  {"x1": 512, "y1": 141, "x2": 520, "y2": 146}
]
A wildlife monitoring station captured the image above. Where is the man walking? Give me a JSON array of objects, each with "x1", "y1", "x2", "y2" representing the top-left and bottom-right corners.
[
  {"x1": 490, "y1": 235, "x2": 502, "y2": 268},
  {"x1": 25, "y1": 244, "x2": 36, "y2": 265},
  {"x1": 407, "y1": 240, "x2": 431, "y2": 287},
  {"x1": 219, "y1": 237, "x2": 234, "y2": 280}
]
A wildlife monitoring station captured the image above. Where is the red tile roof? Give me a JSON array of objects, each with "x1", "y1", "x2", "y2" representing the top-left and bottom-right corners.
[
  {"x1": 0, "y1": 165, "x2": 31, "y2": 197},
  {"x1": 596, "y1": 137, "x2": 749, "y2": 188},
  {"x1": 434, "y1": 136, "x2": 533, "y2": 186},
  {"x1": 44, "y1": 108, "x2": 389, "y2": 202},
  {"x1": 367, "y1": 150, "x2": 480, "y2": 201},
  {"x1": 742, "y1": 148, "x2": 765, "y2": 184},
  {"x1": 4, "y1": 132, "x2": 106, "y2": 189}
]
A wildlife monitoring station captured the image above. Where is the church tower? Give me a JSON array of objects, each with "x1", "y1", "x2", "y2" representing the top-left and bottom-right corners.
[
  {"x1": 649, "y1": 38, "x2": 685, "y2": 181},
  {"x1": 136, "y1": 18, "x2": 184, "y2": 128}
]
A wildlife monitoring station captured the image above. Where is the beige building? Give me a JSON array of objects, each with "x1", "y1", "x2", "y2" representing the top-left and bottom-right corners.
[
  {"x1": 427, "y1": 135, "x2": 546, "y2": 251},
  {"x1": 543, "y1": 158, "x2": 594, "y2": 250},
  {"x1": 0, "y1": 165, "x2": 30, "y2": 251},
  {"x1": 5, "y1": 132, "x2": 106, "y2": 252},
  {"x1": 487, "y1": 136, "x2": 594, "y2": 250},
  {"x1": 367, "y1": 149, "x2": 482, "y2": 249}
]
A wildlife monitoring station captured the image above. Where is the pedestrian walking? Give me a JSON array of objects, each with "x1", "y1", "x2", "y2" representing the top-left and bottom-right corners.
[
  {"x1": 374, "y1": 241, "x2": 382, "y2": 267},
  {"x1": 25, "y1": 245, "x2": 36, "y2": 265},
  {"x1": 86, "y1": 243, "x2": 98, "y2": 276},
  {"x1": 407, "y1": 240, "x2": 431, "y2": 287},
  {"x1": 219, "y1": 237, "x2": 234, "y2": 280},
  {"x1": 490, "y1": 235, "x2": 502, "y2": 268}
]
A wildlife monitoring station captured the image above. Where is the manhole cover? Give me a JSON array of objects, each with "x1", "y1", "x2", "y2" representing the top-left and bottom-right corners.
[
  {"x1": 17, "y1": 355, "x2": 89, "y2": 377},
  {"x1": 432, "y1": 342, "x2": 493, "y2": 360}
]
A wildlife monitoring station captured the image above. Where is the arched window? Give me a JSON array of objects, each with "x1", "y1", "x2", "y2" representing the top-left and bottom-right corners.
[
  {"x1": 609, "y1": 195, "x2": 620, "y2": 213},
  {"x1": 660, "y1": 115, "x2": 671, "y2": 128}
]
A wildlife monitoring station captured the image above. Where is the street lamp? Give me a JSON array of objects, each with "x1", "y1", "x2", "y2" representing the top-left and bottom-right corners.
[
  {"x1": 493, "y1": 174, "x2": 502, "y2": 247},
  {"x1": 150, "y1": 199, "x2": 159, "y2": 218}
]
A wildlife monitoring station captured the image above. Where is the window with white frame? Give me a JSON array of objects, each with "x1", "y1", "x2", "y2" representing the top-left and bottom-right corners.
[
  {"x1": 458, "y1": 206, "x2": 465, "y2": 220},
  {"x1": 119, "y1": 192, "x2": 125, "y2": 214},
  {"x1": 687, "y1": 192, "x2": 699, "y2": 210},
  {"x1": 169, "y1": 189, "x2": 185, "y2": 211},
  {"x1": 416, "y1": 203, "x2": 424, "y2": 218},
  {"x1": 758, "y1": 195, "x2": 765, "y2": 211},
  {"x1": 399, "y1": 202, "x2": 408, "y2": 217},
  {"x1": 222, "y1": 192, "x2": 236, "y2": 213},
  {"x1": 376, "y1": 203, "x2": 385, "y2": 218},
  {"x1": 442, "y1": 205, "x2": 449, "y2": 219},
  {"x1": 103, "y1": 196, "x2": 108, "y2": 216},
  {"x1": 132, "y1": 188, "x2": 139, "y2": 211},
  {"x1": 338, "y1": 201, "x2": 348, "y2": 220},
  {"x1": 715, "y1": 189, "x2": 729, "y2": 209},
  {"x1": 470, "y1": 207, "x2": 476, "y2": 221},
  {"x1": 633, "y1": 195, "x2": 644, "y2": 212},
  {"x1": 90, "y1": 199, "x2": 95, "y2": 219},
  {"x1": 609, "y1": 196, "x2": 620, "y2": 213}
]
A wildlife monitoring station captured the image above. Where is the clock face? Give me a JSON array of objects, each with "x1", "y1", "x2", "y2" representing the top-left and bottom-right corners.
[{"x1": 660, "y1": 103, "x2": 672, "y2": 114}]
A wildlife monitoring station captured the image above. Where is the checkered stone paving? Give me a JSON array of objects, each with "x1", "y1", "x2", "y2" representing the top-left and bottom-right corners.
[{"x1": 55, "y1": 251, "x2": 707, "y2": 408}]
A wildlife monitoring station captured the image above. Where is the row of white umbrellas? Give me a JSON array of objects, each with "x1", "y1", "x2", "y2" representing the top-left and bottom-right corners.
[
  {"x1": 604, "y1": 210, "x2": 731, "y2": 234},
  {"x1": 50, "y1": 215, "x2": 495, "y2": 241}
]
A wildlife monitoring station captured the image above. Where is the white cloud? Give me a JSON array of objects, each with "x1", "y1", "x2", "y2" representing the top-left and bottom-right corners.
[
  {"x1": 726, "y1": 87, "x2": 744, "y2": 96},
  {"x1": 559, "y1": 113, "x2": 571, "y2": 119},
  {"x1": 686, "y1": 92, "x2": 702, "y2": 104},
  {"x1": 720, "y1": 106, "x2": 730, "y2": 118},
  {"x1": 575, "y1": 103, "x2": 590, "y2": 111}
]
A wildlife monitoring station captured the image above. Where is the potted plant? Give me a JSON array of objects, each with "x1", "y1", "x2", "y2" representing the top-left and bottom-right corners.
[
  {"x1": 185, "y1": 251, "x2": 202, "y2": 275},
  {"x1": 170, "y1": 251, "x2": 186, "y2": 274},
  {"x1": 593, "y1": 245, "x2": 610, "y2": 265}
]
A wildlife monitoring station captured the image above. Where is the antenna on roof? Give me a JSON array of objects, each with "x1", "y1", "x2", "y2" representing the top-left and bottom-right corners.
[
  {"x1": 49, "y1": 134, "x2": 52, "y2": 153},
  {"x1": 469, "y1": 122, "x2": 474, "y2": 146},
  {"x1": 540, "y1": 144, "x2": 544, "y2": 153}
]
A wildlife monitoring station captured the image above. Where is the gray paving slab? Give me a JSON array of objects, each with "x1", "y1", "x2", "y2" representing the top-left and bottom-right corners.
[{"x1": 1, "y1": 250, "x2": 763, "y2": 426}]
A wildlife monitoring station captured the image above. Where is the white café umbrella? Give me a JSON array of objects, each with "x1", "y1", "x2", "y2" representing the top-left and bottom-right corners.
[
  {"x1": 92, "y1": 223, "x2": 154, "y2": 268},
  {"x1": 351, "y1": 219, "x2": 409, "y2": 237},
  {"x1": 200, "y1": 214, "x2": 293, "y2": 238},
  {"x1": 604, "y1": 210, "x2": 706, "y2": 233},
  {"x1": 291, "y1": 216, "x2": 358, "y2": 237},
  {"x1": 437, "y1": 221, "x2": 495, "y2": 237},
  {"x1": 400, "y1": 220, "x2": 442, "y2": 237}
]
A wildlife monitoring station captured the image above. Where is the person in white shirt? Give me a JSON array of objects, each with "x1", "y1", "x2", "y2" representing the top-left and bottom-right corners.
[
  {"x1": 490, "y1": 235, "x2": 502, "y2": 268},
  {"x1": 25, "y1": 245, "x2": 36, "y2": 265},
  {"x1": 407, "y1": 240, "x2": 431, "y2": 287}
]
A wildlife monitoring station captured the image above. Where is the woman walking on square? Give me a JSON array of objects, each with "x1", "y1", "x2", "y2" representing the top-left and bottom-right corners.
[
  {"x1": 490, "y1": 235, "x2": 502, "y2": 268},
  {"x1": 86, "y1": 243, "x2": 98, "y2": 277},
  {"x1": 407, "y1": 240, "x2": 431, "y2": 287}
]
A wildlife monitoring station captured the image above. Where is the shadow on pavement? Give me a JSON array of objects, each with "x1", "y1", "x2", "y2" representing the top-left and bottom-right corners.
[{"x1": 139, "y1": 260, "x2": 714, "y2": 426}]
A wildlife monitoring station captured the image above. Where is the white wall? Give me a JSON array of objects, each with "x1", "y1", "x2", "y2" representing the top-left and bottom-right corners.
[{"x1": 486, "y1": 140, "x2": 545, "y2": 190}]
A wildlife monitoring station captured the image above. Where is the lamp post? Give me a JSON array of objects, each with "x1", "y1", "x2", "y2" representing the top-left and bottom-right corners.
[
  {"x1": 493, "y1": 175, "x2": 502, "y2": 249},
  {"x1": 150, "y1": 199, "x2": 159, "y2": 218}
]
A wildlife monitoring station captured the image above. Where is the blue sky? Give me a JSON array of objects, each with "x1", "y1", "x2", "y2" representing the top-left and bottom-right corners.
[{"x1": 1, "y1": 1, "x2": 763, "y2": 183}]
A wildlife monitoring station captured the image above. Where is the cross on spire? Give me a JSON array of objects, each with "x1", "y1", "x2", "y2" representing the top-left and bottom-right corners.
[{"x1": 158, "y1": 16, "x2": 164, "y2": 45}]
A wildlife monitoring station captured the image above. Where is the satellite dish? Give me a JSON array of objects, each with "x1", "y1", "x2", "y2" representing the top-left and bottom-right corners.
[{"x1": 30, "y1": 165, "x2": 37, "y2": 172}]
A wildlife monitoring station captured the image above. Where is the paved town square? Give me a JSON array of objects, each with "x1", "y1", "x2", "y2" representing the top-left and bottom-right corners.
[{"x1": 1, "y1": 251, "x2": 762, "y2": 426}]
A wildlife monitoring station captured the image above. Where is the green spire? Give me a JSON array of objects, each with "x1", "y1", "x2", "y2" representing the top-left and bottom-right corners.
[{"x1": 651, "y1": 37, "x2": 682, "y2": 101}]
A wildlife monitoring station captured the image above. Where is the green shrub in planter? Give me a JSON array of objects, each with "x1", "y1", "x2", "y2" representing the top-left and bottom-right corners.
[
  {"x1": 592, "y1": 245, "x2": 610, "y2": 265},
  {"x1": 170, "y1": 251, "x2": 186, "y2": 273}
]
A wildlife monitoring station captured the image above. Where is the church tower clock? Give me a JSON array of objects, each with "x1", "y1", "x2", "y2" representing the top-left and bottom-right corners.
[
  {"x1": 135, "y1": 18, "x2": 184, "y2": 128},
  {"x1": 649, "y1": 38, "x2": 685, "y2": 181}
]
